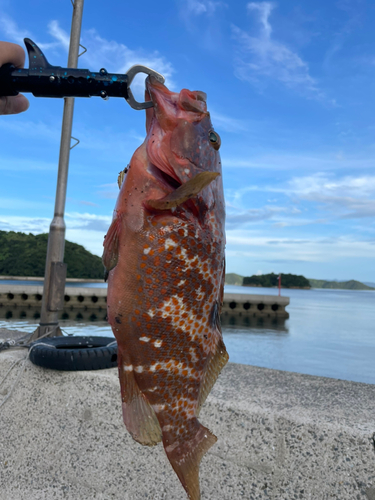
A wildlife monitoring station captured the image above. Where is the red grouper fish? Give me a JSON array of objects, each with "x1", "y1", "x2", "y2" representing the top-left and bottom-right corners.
[{"x1": 103, "y1": 76, "x2": 229, "y2": 500}]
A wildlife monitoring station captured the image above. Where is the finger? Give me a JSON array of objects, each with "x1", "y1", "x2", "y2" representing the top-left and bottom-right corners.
[
  {"x1": 0, "y1": 41, "x2": 26, "y2": 68},
  {"x1": 0, "y1": 94, "x2": 30, "y2": 115}
]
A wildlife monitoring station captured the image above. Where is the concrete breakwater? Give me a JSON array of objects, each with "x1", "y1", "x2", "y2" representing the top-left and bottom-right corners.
[
  {"x1": 0, "y1": 283, "x2": 289, "y2": 321},
  {"x1": 0, "y1": 348, "x2": 374, "y2": 500}
]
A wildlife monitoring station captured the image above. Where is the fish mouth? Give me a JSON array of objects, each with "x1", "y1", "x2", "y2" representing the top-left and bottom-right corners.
[
  {"x1": 147, "y1": 163, "x2": 201, "y2": 219},
  {"x1": 148, "y1": 163, "x2": 182, "y2": 192}
]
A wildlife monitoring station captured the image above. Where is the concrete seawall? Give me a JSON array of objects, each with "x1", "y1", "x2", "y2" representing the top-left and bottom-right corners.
[
  {"x1": 0, "y1": 284, "x2": 290, "y2": 320},
  {"x1": 0, "y1": 347, "x2": 374, "y2": 500}
]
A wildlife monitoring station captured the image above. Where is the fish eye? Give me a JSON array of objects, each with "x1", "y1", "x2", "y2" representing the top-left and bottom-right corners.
[
  {"x1": 209, "y1": 132, "x2": 218, "y2": 143},
  {"x1": 208, "y1": 131, "x2": 221, "y2": 150}
]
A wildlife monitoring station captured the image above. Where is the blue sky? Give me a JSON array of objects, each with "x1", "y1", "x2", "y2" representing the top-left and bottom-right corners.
[{"x1": 1, "y1": 0, "x2": 375, "y2": 282}]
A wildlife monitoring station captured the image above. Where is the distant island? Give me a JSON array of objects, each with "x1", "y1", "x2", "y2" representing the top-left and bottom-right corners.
[
  {"x1": 243, "y1": 273, "x2": 311, "y2": 289},
  {"x1": 225, "y1": 272, "x2": 375, "y2": 291},
  {"x1": 224, "y1": 273, "x2": 244, "y2": 286},
  {"x1": 308, "y1": 279, "x2": 375, "y2": 291},
  {"x1": 0, "y1": 230, "x2": 104, "y2": 279}
]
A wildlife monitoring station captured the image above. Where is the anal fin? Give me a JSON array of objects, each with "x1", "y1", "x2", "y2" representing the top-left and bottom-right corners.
[
  {"x1": 197, "y1": 338, "x2": 229, "y2": 415},
  {"x1": 118, "y1": 350, "x2": 162, "y2": 446}
]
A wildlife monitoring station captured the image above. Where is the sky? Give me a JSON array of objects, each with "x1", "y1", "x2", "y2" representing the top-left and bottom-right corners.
[{"x1": 0, "y1": 0, "x2": 375, "y2": 282}]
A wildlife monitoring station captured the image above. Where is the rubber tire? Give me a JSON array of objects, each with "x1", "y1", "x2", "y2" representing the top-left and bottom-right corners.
[{"x1": 29, "y1": 336, "x2": 118, "y2": 371}]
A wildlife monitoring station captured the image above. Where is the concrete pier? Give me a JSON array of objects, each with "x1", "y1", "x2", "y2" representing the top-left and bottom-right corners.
[
  {"x1": 0, "y1": 346, "x2": 374, "y2": 500},
  {"x1": 0, "y1": 283, "x2": 289, "y2": 320}
]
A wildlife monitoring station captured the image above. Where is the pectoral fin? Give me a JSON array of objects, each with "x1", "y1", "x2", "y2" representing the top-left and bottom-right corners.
[
  {"x1": 102, "y1": 216, "x2": 121, "y2": 272},
  {"x1": 147, "y1": 171, "x2": 220, "y2": 211}
]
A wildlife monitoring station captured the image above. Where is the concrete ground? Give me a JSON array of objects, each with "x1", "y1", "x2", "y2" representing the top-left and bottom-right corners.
[{"x1": 0, "y1": 329, "x2": 374, "y2": 500}]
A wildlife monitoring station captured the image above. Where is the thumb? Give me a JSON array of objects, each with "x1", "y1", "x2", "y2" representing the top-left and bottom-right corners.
[{"x1": 0, "y1": 94, "x2": 30, "y2": 115}]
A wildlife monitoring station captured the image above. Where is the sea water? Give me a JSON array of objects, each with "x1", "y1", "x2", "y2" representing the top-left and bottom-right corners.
[{"x1": 0, "y1": 282, "x2": 374, "y2": 384}]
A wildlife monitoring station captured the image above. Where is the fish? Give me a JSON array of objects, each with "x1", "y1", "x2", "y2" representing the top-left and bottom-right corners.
[{"x1": 103, "y1": 76, "x2": 229, "y2": 500}]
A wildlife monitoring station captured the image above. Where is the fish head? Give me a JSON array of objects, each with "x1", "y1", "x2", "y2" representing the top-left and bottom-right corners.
[{"x1": 145, "y1": 77, "x2": 223, "y2": 218}]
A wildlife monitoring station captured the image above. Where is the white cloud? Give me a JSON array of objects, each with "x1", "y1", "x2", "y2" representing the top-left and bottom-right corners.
[
  {"x1": 210, "y1": 110, "x2": 250, "y2": 133},
  {"x1": 232, "y1": 2, "x2": 325, "y2": 99},
  {"x1": 287, "y1": 174, "x2": 375, "y2": 219},
  {"x1": 0, "y1": 14, "x2": 30, "y2": 44},
  {"x1": 226, "y1": 231, "x2": 375, "y2": 263},
  {"x1": 184, "y1": 0, "x2": 226, "y2": 16},
  {"x1": 46, "y1": 23, "x2": 175, "y2": 92},
  {"x1": 223, "y1": 151, "x2": 375, "y2": 171},
  {"x1": 226, "y1": 204, "x2": 300, "y2": 229},
  {"x1": 47, "y1": 20, "x2": 70, "y2": 51}
]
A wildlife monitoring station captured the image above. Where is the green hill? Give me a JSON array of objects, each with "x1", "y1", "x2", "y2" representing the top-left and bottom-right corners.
[
  {"x1": 225, "y1": 273, "x2": 244, "y2": 285},
  {"x1": 0, "y1": 230, "x2": 104, "y2": 279},
  {"x1": 308, "y1": 279, "x2": 374, "y2": 290},
  {"x1": 243, "y1": 272, "x2": 311, "y2": 289}
]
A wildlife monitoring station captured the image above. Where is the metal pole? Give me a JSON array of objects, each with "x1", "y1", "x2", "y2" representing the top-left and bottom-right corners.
[{"x1": 32, "y1": 0, "x2": 85, "y2": 340}]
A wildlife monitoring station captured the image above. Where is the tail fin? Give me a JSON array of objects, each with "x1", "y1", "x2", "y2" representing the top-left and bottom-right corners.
[{"x1": 165, "y1": 422, "x2": 217, "y2": 500}]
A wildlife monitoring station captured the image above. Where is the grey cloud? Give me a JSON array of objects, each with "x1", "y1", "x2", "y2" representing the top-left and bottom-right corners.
[{"x1": 67, "y1": 219, "x2": 110, "y2": 233}]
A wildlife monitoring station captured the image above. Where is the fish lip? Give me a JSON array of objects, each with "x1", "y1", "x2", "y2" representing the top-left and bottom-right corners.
[{"x1": 146, "y1": 76, "x2": 172, "y2": 109}]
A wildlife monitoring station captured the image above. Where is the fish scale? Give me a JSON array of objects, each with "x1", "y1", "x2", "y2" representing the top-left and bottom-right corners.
[{"x1": 103, "y1": 76, "x2": 228, "y2": 500}]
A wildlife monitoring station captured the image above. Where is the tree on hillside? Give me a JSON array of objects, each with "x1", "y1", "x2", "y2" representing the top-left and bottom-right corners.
[{"x1": 0, "y1": 231, "x2": 104, "y2": 279}]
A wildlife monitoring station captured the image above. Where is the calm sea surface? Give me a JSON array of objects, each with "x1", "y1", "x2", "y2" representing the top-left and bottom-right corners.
[{"x1": 1, "y1": 282, "x2": 374, "y2": 384}]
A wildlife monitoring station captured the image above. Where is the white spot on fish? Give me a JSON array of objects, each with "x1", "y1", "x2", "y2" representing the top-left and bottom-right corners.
[
  {"x1": 177, "y1": 279, "x2": 186, "y2": 286},
  {"x1": 189, "y1": 347, "x2": 199, "y2": 363},
  {"x1": 153, "y1": 404, "x2": 166, "y2": 413},
  {"x1": 143, "y1": 247, "x2": 151, "y2": 255},
  {"x1": 166, "y1": 442, "x2": 179, "y2": 453},
  {"x1": 147, "y1": 386, "x2": 158, "y2": 392},
  {"x1": 163, "y1": 424, "x2": 173, "y2": 431},
  {"x1": 165, "y1": 238, "x2": 177, "y2": 250},
  {"x1": 134, "y1": 366, "x2": 144, "y2": 373},
  {"x1": 139, "y1": 336, "x2": 150, "y2": 342},
  {"x1": 154, "y1": 339, "x2": 163, "y2": 348},
  {"x1": 147, "y1": 309, "x2": 155, "y2": 318},
  {"x1": 184, "y1": 168, "x2": 190, "y2": 174},
  {"x1": 124, "y1": 364, "x2": 133, "y2": 371}
]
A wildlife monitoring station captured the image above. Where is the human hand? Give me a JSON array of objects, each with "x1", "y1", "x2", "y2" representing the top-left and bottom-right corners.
[{"x1": 0, "y1": 41, "x2": 29, "y2": 115}]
